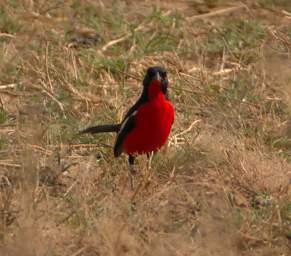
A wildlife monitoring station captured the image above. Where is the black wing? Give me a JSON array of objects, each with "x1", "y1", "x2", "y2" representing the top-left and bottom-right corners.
[
  {"x1": 113, "y1": 111, "x2": 136, "y2": 157},
  {"x1": 113, "y1": 89, "x2": 148, "y2": 157}
]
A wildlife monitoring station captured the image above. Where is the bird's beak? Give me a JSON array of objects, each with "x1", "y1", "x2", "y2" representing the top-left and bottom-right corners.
[{"x1": 155, "y1": 72, "x2": 161, "y2": 82}]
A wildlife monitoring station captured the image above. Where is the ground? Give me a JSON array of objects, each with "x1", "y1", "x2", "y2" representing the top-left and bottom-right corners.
[{"x1": 0, "y1": 0, "x2": 290, "y2": 255}]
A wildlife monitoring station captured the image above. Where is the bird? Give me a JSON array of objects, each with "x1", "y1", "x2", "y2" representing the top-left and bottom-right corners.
[{"x1": 80, "y1": 66, "x2": 174, "y2": 169}]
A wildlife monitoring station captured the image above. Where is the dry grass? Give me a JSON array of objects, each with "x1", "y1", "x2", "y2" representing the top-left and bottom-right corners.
[{"x1": 0, "y1": 0, "x2": 291, "y2": 255}]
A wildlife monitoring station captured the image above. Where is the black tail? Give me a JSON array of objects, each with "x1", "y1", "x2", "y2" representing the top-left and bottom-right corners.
[{"x1": 79, "y1": 124, "x2": 120, "y2": 134}]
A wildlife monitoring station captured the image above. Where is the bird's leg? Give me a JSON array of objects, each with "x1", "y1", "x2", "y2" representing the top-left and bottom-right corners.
[
  {"x1": 129, "y1": 155, "x2": 136, "y2": 174},
  {"x1": 128, "y1": 155, "x2": 136, "y2": 190}
]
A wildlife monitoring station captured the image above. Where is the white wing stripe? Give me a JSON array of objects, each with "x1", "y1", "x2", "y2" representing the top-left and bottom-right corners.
[{"x1": 118, "y1": 110, "x2": 138, "y2": 135}]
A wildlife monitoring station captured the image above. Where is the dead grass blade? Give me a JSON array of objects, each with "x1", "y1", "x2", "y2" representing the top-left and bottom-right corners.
[{"x1": 186, "y1": 5, "x2": 246, "y2": 21}]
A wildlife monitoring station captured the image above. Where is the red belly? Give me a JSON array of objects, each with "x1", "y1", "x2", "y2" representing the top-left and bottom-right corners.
[{"x1": 123, "y1": 97, "x2": 174, "y2": 155}]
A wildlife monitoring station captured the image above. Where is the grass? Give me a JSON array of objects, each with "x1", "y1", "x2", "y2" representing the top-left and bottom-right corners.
[
  {"x1": 0, "y1": 108, "x2": 8, "y2": 124},
  {"x1": 0, "y1": 1, "x2": 291, "y2": 255},
  {"x1": 204, "y1": 19, "x2": 266, "y2": 55},
  {"x1": 259, "y1": 0, "x2": 291, "y2": 11}
]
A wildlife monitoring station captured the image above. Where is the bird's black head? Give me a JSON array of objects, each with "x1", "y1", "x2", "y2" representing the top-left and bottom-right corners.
[{"x1": 142, "y1": 66, "x2": 169, "y2": 97}]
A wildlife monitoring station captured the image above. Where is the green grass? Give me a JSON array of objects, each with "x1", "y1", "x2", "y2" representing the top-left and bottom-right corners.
[
  {"x1": 259, "y1": 0, "x2": 291, "y2": 11},
  {"x1": 0, "y1": 137, "x2": 8, "y2": 150},
  {"x1": 0, "y1": 108, "x2": 8, "y2": 124},
  {"x1": 204, "y1": 19, "x2": 266, "y2": 64},
  {"x1": 0, "y1": 6, "x2": 21, "y2": 35}
]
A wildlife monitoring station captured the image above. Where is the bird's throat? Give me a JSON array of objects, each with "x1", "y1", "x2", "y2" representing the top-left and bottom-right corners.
[{"x1": 148, "y1": 80, "x2": 165, "y2": 100}]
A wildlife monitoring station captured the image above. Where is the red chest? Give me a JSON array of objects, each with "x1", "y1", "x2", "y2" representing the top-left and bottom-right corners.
[{"x1": 123, "y1": 94, "x2": 174, "y2": 155}]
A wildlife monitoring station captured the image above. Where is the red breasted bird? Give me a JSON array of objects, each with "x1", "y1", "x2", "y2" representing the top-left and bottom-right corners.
[{"x1": 80, "y1": 66, "x2": 174, "y2": 166}]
